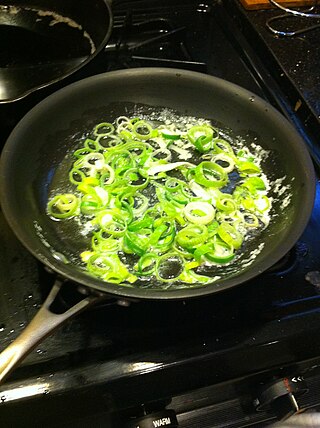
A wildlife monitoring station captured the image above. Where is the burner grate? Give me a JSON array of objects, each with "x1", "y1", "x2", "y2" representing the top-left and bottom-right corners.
[{"x1": 104, "y1": 11, "x2": 207, "y2": 71}]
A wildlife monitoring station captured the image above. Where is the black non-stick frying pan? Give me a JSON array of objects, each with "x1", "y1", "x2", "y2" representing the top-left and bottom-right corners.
[
  {"x1": 0, "y1": 0, "x2": 113, "y2": 103},
  {"x1": 0, "y1": 68, "x2": 315, "y2": 383}
]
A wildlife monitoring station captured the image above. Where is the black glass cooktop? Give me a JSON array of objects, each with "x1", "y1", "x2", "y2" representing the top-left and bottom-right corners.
[{"x1": 0, "y1": 1, "x2": 320, "y2": 427}]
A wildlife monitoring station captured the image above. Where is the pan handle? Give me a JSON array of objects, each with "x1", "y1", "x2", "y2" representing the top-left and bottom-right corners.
[{"x1": 0, "y1": 278, "x2": 104, "y2": 385}]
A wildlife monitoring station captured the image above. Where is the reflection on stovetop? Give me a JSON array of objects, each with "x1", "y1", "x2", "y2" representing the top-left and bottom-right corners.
[{"x1": 1, "y1": 0, "x2": 320, "y2": 426}]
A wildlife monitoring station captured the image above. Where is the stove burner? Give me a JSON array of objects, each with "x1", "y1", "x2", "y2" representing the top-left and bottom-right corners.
[{"x1": 105, "y1": 12, "x2": 207, "y2": 72}]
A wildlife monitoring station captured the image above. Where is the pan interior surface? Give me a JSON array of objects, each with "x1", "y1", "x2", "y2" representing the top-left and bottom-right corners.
[{"x1": 0, "y1": 68, "x2": 315, "y2": 299}]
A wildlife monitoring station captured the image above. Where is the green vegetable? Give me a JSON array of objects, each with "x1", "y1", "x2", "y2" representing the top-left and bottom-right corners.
[
  {"x1": 47, "y1": 194, "x2": 79, "y2": 219},
  {"x1": 187, "y1": 125, "x2": 217, "y2": 152},
  {"x1": 194, "y1": 161, "x2": 228, "y2": 188},
  {"x1": 47, "y1": 115, "x2": 272, "y2": 287}
]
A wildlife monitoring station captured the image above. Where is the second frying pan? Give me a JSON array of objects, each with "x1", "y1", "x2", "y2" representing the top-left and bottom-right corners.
[{"x1": 0, "y1": 0, "x2": 113, "y2": 103}]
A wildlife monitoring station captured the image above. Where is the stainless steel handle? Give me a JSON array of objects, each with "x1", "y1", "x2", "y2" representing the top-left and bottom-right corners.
[{"x1": 0, "y1": 279, "x2": 103, "y2": 385}]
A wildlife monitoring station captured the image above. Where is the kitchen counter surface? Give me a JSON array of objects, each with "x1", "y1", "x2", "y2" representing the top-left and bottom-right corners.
[{"x1": 225, "y1": 0, "x2": 320, "y2": 162}]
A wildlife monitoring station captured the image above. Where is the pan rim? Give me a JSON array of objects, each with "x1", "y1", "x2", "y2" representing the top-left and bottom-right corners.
[{"x1": 0, "y1": 67, "x2": 316, "y2": 300}]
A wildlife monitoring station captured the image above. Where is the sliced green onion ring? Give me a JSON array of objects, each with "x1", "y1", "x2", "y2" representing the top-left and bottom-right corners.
[
  {"x1": 216, "y1": 194, "x2": 237, "y2": 214},
  {"x1": 176, "y1": 224, "x2": 208, "y2": 250},
  {"x1": 156, "y1": 253, "x2": 185, "y2": 282},
  {"x1": 194, "y1": 161, "x2": 228, "y2": 188},
  {"x1": 94, "y1": 122, "x2": 115, "y2": 137},
  {"x1": 184, "y1": 201, "x2": 215, "y2": 225},
  {"x1": 211, "y1": 153, "x2": 235, "y2": 173},
  {"x1": 132, "y1": 120, "x2": 153, "y2": 140},
  {"x1": 243, "y1": 212, "x2": 260, "y2": 228},
  {"x1": 47, "y1": 194, "x2": 79, "y2": 219},
  {"x1": 217, "y1": 222, "x2": 243, "y2": 249},
  {"x1": 136, "y1": 253, "x2": 158, "y2": 276}
]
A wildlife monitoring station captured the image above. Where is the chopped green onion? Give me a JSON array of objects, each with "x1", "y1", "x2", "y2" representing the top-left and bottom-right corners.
[
  {"x1": 194, "y1": 161, "x2": 228, "y2": 188},
  {"x1": 176, "y1": 224, "x2": 208, "y2": 250},
  {"x1": 47, "y1": 194, "x2": 79, "y2": 219},
  {"x1": 187, "y1": 125, "x2": 217, "y2": 153},
  {"x1": 47, "y1": 114, "x2": 272, "y2": 287},
  {"x1": 161, "y1": 130, "x2": 181, "y2": 140},
  {"x1": 184, "y1": 201, "x2": 215, "y2": 225},
  {"x1": 217, "y1": 222, "x2": 243, "y2": 249}
]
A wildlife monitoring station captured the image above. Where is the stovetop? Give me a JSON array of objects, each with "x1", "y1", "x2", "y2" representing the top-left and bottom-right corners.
[
  {"x1": 225, "y1": 0, "x2": 320, "y2": 165},
  {"x1": 1, "y1": 1, "x2": 320, "y2": 427}
]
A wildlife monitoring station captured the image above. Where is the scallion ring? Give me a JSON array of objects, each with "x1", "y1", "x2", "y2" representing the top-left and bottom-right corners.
[
  {"x1": 184, "y1": 201, "x2": 215, "y2": 225},
  {"x1": 47, "y1": 194, "x2": 79, "y2": 219}
]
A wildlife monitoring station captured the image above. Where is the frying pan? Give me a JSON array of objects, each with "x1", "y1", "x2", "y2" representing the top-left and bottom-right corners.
[
  {"x1": 0, "y1": 67, "x2": 315, "y2": 384},
  {"x1": 0, "y1": 0, "x2": 113, "y2": 103}
]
